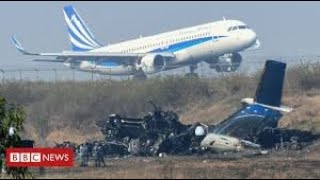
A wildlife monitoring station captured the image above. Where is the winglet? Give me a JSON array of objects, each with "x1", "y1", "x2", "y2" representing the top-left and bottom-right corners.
[
  {"x1": 12, "y1": 36, "x2": 26, "y2": 54},
  {"x1": 11, "y1": 36, "x2": 37, "y2": 55}
]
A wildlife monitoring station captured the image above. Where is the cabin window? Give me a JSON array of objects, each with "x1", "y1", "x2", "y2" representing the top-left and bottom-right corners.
[
  {"x1": 238, "y1": 25, "x2": 248, "y2": 29},
  {"x1": 228, "y1": 25, "x2": 249, "y2": 32}
]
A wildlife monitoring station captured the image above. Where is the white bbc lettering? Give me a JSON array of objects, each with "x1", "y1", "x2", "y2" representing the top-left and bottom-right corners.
[
  {"x1": 42, "y1": 154, "x2": 70, "y2": 162},
  {"x1": 42, "y1": 154, "x2": 50, "y2": 161},
  {"x1": 55, "y1": 154, "x2": 69, "y2": 161}
]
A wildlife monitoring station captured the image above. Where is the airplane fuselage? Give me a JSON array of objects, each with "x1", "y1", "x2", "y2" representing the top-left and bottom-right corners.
[
  {"x1": 64, "y1": 19, "x2": 258, "y2": 76},
  {"x1": 13, "y1": 6, "x2": 259, "y2": 77}
]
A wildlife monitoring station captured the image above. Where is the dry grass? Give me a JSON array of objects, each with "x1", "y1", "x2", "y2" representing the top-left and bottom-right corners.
[
  {"x1": 280, "y1": 94, "x2": 320, "y2": 133},
  {"x1": 180, "y1": 99, "x2": 236, "y2": 125},
  {"x1": 32, "y1": 145, "x2": 320, "y2": 179},
  {"x1": 0, "y1": 63, "x2": 319, "y2": 145},
  {"x1": 1, "y1": 63, "x2": 320, "y2": 179}
]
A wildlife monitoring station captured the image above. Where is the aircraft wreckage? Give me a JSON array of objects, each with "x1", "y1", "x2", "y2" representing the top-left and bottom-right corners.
[{"x1": 60, "y1": 60, "x2": 319, "y2": 157}]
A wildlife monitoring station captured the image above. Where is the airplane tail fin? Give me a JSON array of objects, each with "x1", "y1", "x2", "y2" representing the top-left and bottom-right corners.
[
  {"x1": 254, "y1": 60, "x2": 287, "y2": 107},
  {"x1": 63, "y1": 5, "x2": 101, "y2": 51}
]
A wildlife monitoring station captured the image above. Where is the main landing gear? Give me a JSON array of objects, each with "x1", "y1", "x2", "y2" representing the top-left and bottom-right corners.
[
  {"x1": 185, "y1": 65, "x2": 199, "y2": 78},
  {"x1": 132, "y1": 71, "x2": 147, "y2": 81}
]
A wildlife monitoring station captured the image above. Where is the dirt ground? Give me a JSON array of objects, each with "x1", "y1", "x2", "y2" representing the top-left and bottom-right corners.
[{"x1": 25, "y1": 141, "x2": 320, "y2": 179}]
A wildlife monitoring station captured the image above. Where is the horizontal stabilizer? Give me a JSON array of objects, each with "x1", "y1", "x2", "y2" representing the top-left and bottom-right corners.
[{"x1": 242, "y1": 98, "x2": 293, "y2": 113}]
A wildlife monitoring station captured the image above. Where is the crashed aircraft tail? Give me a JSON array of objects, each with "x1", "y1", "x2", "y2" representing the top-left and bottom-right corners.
[
  {"x1": 202, "y1": 60, "x2": 290, "y2": 152},
  {"x1": 254, "y1": 60, "x2": 286, "y2": 108}
]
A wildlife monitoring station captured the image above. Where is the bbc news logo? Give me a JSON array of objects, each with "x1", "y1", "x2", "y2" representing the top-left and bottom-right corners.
[{"x1": 6, "y1": 148, "x2": 74, "y2": 167}]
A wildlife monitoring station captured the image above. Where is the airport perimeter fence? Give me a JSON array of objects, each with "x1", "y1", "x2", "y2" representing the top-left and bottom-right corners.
[{"x1": 0, "y1": 55, "x2": 319, "y2": 83}]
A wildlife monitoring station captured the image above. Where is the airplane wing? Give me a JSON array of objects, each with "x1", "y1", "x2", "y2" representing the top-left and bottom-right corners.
[{"x1": 12, "y1": 36, "x2": 175, "y2": 62}]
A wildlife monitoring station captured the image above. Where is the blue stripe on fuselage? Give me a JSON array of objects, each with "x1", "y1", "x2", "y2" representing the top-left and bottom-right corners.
[
  {"x1": 150, "y1": 35, "x2": 227, "y2": 53},
  {"x1": 96, "y1": 60, "x2": 122, "y2": 67},
  {"x1": 85, "y1": 35, "x2": 228, "y2": 68}
]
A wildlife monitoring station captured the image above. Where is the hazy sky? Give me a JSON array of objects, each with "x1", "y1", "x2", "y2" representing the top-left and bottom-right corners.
[{"x1": 1, "y1": 1, "x2": 320, "y2": 69}]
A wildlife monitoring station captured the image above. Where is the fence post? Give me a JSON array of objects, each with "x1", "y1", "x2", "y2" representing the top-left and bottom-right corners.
[
  {"x1": 110, "y1": 68, "x2": 112, "y2": 80},
  {"x1": 53, "y1": 68, "x2": 57, "y2": 83},
  {"x1": 35, "y1": 68, "x2": 39, "y2": 81},
  {"x1": 0, "y1": 69, "x2": 5, "y2": 84},
  {"x1": 19, "y1": 69, "x2": 22, "y2": 81},
  {"x1": 72, "y1": 69, "x2": 75, "y2": 82},
  {"x1": 91, "y1": 68, "x2": 94, "y2": 83}
]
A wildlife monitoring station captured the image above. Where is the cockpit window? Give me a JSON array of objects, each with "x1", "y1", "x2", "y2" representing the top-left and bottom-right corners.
[{"x1": 228, "y1": 25, "x2": 250, "y2": 32}]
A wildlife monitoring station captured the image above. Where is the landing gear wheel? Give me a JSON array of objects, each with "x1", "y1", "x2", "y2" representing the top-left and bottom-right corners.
[
  {"x1": 185, "y1": 65, "x2": 199, "y2": 78},
  {"x1": 216, "y1": 65, "x2": 222, "y2": 73}
]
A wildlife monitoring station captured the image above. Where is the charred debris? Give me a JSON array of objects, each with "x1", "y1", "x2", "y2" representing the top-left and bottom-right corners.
[
  {"x1": 57, "y1": 60, "x2": 319, "y2": 157},
  {"x1": 91, "y1": 101, "x2": 318, "y2": 157}
]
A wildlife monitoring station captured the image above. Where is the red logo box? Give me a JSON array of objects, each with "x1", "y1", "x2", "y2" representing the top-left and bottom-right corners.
[{"x1": 6, "y1": 148, "x2": 74, "y2": 167}]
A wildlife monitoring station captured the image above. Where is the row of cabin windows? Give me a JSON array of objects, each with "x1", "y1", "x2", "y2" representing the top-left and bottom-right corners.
[{"x1": 121, "y1": 32, "x2": 211, "y2": 53}]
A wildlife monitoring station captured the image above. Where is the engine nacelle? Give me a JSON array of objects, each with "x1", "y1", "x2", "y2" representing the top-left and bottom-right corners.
[
  {"x1": 207, "y1": 53, "x2": 242, "y2": 73},
  {"x1": 138, "y1": 54, "x2": 166, "y2": 74}
]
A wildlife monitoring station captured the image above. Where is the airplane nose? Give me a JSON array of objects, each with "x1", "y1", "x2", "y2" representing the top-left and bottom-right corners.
[
  {"x1": 248, "y1": 30, "x2": 257, "y2": 43},
  {"x1": 241, "y1": 29, "x2": 258, "y2": 48}
]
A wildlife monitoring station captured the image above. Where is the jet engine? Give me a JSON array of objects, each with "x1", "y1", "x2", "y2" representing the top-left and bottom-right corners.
[
  {"x1": 207, "y1": 53, "x2": 242, "y2": 73},
  {"x1": 138, "y1": 54, "x2": 166, "y2": 74}
]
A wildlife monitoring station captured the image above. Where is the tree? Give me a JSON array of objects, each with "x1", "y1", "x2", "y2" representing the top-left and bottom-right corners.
[{"x1": 0, "y1": 96, "x2": 34, "y2": 179}]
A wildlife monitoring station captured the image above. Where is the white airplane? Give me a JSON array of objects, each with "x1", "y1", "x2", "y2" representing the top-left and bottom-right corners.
[{"x1": 12, "y1": 5, "x2": 260, "y2": 79}]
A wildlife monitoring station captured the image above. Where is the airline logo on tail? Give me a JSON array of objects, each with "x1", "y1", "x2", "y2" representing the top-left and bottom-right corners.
[{"x1": 63, "y1": 5, "x2": 101, "y2": 51}]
